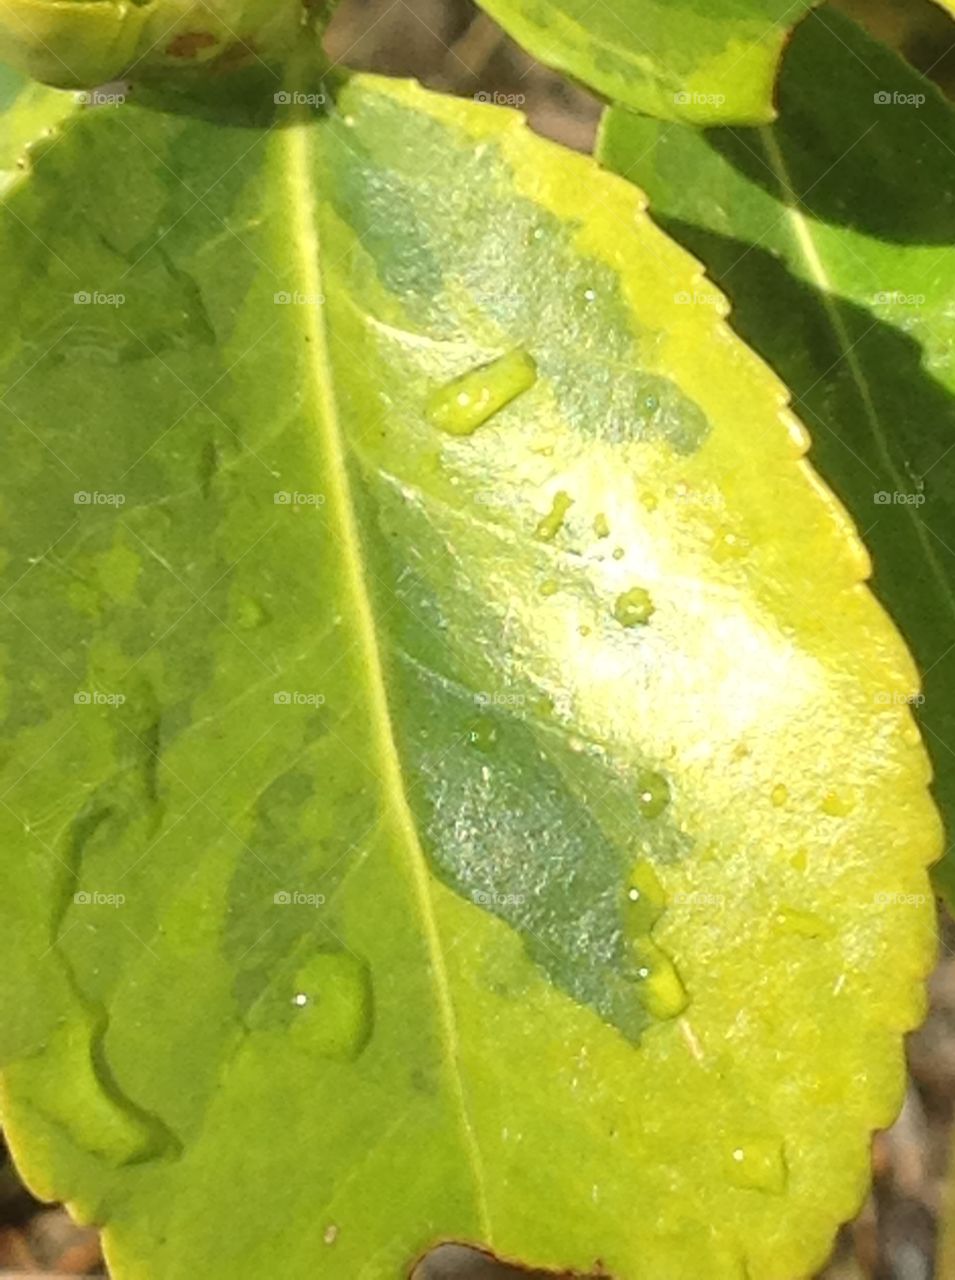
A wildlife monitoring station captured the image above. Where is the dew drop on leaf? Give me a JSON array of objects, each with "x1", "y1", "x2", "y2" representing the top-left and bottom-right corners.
[
  {"x1": 626, "y1": 860, "x2": 667, "y2": 933},
  {"x1": 636, "y1": 770, "x2": 670, "y2": 818},
  {"x1": 288, "y1": 953, "x2": 373, "y2": 1062},
  {"x1": 771, "y1": 783, "x2": 788, "y2": 807},
  {"x1": 633, "y1": 939, "x2": 689, "y2": 1020},
  {"x1": 426, "y1": 349, "x2": 537, "y2": 435},
  {"x1": 821, "y1": 790, "x2": 854, "y2": 817},
  {"x1": 725, "y1": 1139, "x2": 788, "y2": 1194},
  {"x1": 614, "y1": 587, "x2": 655, "y2": 627},
  {"x1": 535, "y1": 489, "x2": 574, "y2": 541}
]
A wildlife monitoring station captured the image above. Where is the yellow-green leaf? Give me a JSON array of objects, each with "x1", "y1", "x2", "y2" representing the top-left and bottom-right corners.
[{"x1": 0, "y1": 59, "x2": 940, "y2": 1280}]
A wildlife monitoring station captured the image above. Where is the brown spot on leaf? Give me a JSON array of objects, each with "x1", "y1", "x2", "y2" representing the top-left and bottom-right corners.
[{"x1": 166, "y1": 31, "x2": 219, "y2": 59}]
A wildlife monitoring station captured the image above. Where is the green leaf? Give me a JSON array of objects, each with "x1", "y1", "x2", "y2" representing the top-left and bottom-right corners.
[
  {"x1": 599, "y1": 6, "x2": 955, "y2": 903},
  {"x1": 0, "y1": 0, "x2": 305, "y2": 89},
  {"x1": 474, "y1": 0, "x2": 818, "y2": 124},
  {"x1": 0, "y1": 60, "x2": 939, "y2": 1280}
]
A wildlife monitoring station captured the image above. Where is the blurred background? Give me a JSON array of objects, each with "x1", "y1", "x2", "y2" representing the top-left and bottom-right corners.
[{"x1": 1, "y1": 0, "x2": 954, "y2": 1275}]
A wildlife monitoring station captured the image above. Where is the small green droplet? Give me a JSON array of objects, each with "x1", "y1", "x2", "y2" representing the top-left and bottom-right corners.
[
  {"x1": 636, "y1": 770, "x2": 670, "y2": 819},
  {"x1": 593, "y1": 512, "x2": 611, "y2": 539},
  {"x1": 725, "y1": 1139, "x2": 788, "y2": 1194},
  {"x1": 426, "y1": 349, "x2": 537, "y2": 436},
  {"x1": 634, "y1": 939, "x2": 688, "y2": 1020},
  {"x1": 774, "y1": 906, "x2": 830, "y2": 939},
  {"x1": 289, "y1": 952, "x2": 373, "y2": 1061},
  {"x1": 626, "y1": 860, "x2": 667, "y2": 933},
  {"x1": 614, "y1": 587, "x2": 655, "y2": 627},
  {"x1": 4, "y1": 1014, "x2": 175, "y2": 1166},
  {"x1": 540, "y1": 578, "x2": 559, "y2": 597},
  {"x1": 771, "y1": 783, "x2": 788, "y2": 808},
  {"x1": 535, "y1": 490, "x2": 574, "y2": 542},
  {"x1": 612, "y1": 546, "x2": 626, "y2": 560},
  {"x1": 821, "y1": 790, "x2": 854, "y2": 817}
]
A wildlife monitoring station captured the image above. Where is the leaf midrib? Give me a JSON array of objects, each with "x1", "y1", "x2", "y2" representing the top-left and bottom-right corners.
[{"x1": 281, "y1": 105, "x2": 492, "y2": 1234}]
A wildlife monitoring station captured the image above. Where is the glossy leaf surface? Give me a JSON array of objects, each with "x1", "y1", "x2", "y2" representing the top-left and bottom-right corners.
[
  {"x1": 0, "y1": 57, "x2": 940, "y2": 1280},
  {"x1": 600, "y1": 7, "x2": 955, "y2": 900},
  {"x1": 474, "y1": 0, "x2": 817, "y2": 123}
]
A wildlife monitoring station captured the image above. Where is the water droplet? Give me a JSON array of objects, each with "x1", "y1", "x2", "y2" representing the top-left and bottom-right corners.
[
  {"x1": 634, "y1": 939, "x2": 688, "y2": 1020},
  {"x1": 540, "y1": 578, "x2": 559, "y2": 597},
  {"x1": 583, "y1": 287, "x2": 597, "y2": 302},
  {"x1": 771, "y1": 783, "x2": 788, "y2": 808},
  {"x1": 324, "y1": 1225, "x2": 339, "y2": 1245},
  {"x1": 612, "y1": 545, "x2": 626, "y2": 560},
  {"x1": 4, "y1": 1013, "x2": 177, "y2": 1166},
  {"x1": 289, "y1": 952, "x2": 373, "y2": 1061},
  {"x1": 614, "y1": 587, "x2": 655, "y2": 627},
  {"x1": 535, "y1": 490, "x2": 573, "y2": 542},
  {"x1": 725, "y1": 1138, "x2": 788, "y2": 1194},
  {"x1": 626, "y1": 860, "x2": 667, "y2": 933},
  {"x1": 577, "y1": 624, "x2": 592, "y2": 637},
  {"x1": 426, "y1": 349, "x2": 537, "y2": 436},
  {"x1": 775, "y1": 907, "x2": 830, "y2": 939},
  {"x1": 593, "y1": 511, "x2": 610, "y2": 539},
  {"x1": 821, "y1": 790, "x2": 854, "y2": 817},
  {"x1": 636, "y1": 770, "x2": 670, "y2": 819},
  {"x1": 467, "y1": 718, "x2": 498, "y2": 753},
  {"x1": 292, "y1": 992, "x2": 309, "y2": 1007}
]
